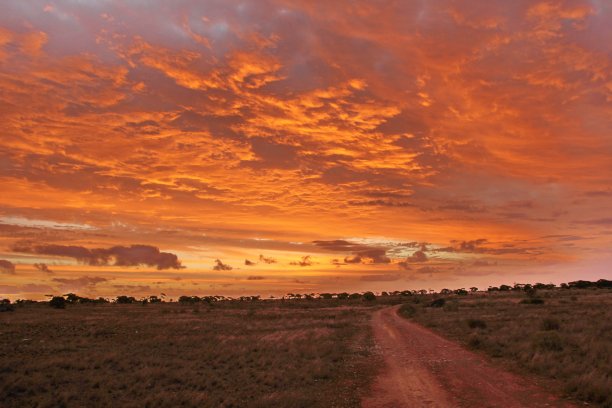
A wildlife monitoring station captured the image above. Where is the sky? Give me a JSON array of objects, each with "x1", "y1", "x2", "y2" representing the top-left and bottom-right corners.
[{"x1": 0, "y1": 0, "x2": 611, "y2": 300}]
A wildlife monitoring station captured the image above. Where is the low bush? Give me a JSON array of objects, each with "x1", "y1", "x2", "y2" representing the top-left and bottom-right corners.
[
  {"x1": 533, "y1": 331, "x2": 563, "y2": 352},
  {"x1": 468, "y1": 334, "x2": 485, "y2": 349},
  {"x1": 519, "y1": 298, "x2": 545, "y2": 305},
  {"x1": 398, "y1": 304, "x2": 417, "y2": 317},
  {"x1": 541, "y1": 317, "x2": 560, "y2": 331},
  {"x1": 429, "y1": 298, "x2": 446, "y2": 308},
  {"x1": 467, "y1": 318, "x2": 487, "y2": 329}
]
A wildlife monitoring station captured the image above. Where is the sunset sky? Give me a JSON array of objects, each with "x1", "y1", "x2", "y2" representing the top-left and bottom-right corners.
[{"x1": 1, "y1": 0, "x2": 611, "y2": 300}]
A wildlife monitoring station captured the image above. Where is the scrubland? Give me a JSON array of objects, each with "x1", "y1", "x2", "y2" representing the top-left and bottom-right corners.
[
  {"x1": 0, "y1": 301, "x2": 378, "y2": 407},
  {"x1": 399, "y1": 289, "x2": 612, "y2": 407},
  {"x1": 2, "y1": 287, "x2": 610, "y2": 407}
]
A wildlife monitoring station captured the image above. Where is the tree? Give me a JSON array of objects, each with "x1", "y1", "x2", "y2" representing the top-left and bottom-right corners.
[
  {"x1": 363, "y1": 291, "x2": 376, "y2": 301},
  {"x1": 49, "y1": 296, "x2": 66, "y2": 309},
  {"x1": 470, "y1": 287, "x2": 478, "y2": 292},
  {"x1": 115, "y1": 295, "x2": 136, "y2": 304},
  {"x1": 440, "y1": 289, "x2": 452, "y2": 295}
]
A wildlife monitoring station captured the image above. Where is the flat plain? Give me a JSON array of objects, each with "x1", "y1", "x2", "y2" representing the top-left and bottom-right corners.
[
  {"x1": 0, "y1": 301, "x2": 377, "y2": 407},
  {"x1": 1, "y1": 289, "x2": 611, "y2": 407}
]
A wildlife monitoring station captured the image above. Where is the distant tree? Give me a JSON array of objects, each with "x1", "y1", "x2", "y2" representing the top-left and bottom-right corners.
[
  {"x1": 499, "y1": 285, "x2": 512, "y2": 291},
  {"x1": 319, "y1": 293, "x2": 333, "y2": 299},
  {"x1": 363, "y1": 291, "x2": 376, "y2": 301},
  {"x1": 148, "y1": 295, "x2": 162, "y2": 303},
  {"x1": 469, "y1": 287, "x2": 479, "y2": 292},
  {"x1": 348, "y1": 293, "x2": 362, "y2": 300},
  {"x1": 418, "y1": 289, "x2": 428, "y2": 295},
  {"x1": 179, "y1": 296, "x2": 200, "y2": 304},
  {"x1": 560, "y1": 283, "x2": 569, "y2": 289},
  {"x1": 487, "y1": 286, "x2": 499, "y2": 292},
  {"x1": 453, "y1": 288, "x2": 468, "y2": 296},
  {"x1": 596, "y1": 279, "x2": 612, "y2": 288},
  {"x1": 381, "y1": 291, "x2": 389, "y2": 296},
  {"x1": 400, "y1": 290, "x2": 413, "y2": 296},
  {"x1": 440, "y1": 288, "x2": 452, "y2": 295},
  {"x1": 0, "y1": 299, "x2": 14, "y2": 312},
  {"x1": 49, "y1": 296, "x2": 66, "y2": 309},
  {"x1": 337, "y1": 292, "x2": 349, "y2": 300},
  {"x1": 115, "y1": 295, "x2": 136, "y2": 304},
  {"x1": 568, "y1": 280, "x2": 594, "y2": 289}
]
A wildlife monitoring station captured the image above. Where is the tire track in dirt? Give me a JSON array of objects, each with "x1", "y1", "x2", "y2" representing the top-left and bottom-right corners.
[{"x1": 362, "y1": 306, "x2": 575, "y2": 408}]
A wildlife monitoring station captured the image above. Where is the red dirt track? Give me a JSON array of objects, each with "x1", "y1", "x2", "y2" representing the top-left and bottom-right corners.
[{"x1": 362, "y1": 306, "x2": 575, "y2": 408}]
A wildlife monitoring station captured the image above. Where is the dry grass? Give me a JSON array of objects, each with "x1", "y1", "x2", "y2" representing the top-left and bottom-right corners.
[
  {"x1": 0, "y1": 301, "x2": 379, "y2": 407},
  {"x1": 400, "y1": 289, "x2": 612, "y2": 407}
]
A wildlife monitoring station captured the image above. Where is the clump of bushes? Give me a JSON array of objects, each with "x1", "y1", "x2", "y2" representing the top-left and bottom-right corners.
[
  {"x1": 398, "y1": 304, "x2": 417, "y2": 317},
  {"x1": 468, "y1": 334, "x2": 485, "y2": 349},
  {"x1": 541, "y1": 317, "x2": 560, "y2": 331},
  {"x1": 467, "y1": 318, "x2": 487, "y2": 329},
  {"x1": 533, "y1": 331, "x2": 563, "y2": 352},
  {"x1": 429, "y1": 298, "x2": 446, "y2": 308}
]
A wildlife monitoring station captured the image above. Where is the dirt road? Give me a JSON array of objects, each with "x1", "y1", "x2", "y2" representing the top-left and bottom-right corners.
[{"x1": 362, "y1": 306, "x2": 574, "y2": 408}]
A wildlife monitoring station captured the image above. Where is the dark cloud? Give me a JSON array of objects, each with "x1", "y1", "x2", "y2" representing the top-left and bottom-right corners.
[
  {"x1": 398, "y1": 250, "x2": 428, "y2": 269},
  {"x1": 13, "y1": 244, "x2": 183, "y2": 270},
  {"x1": 244, "y1": 137, "x2": 300, "y2": 169},
  {"x1": 406, "y1": 250, "x2": 428, "y2": 263},
  {"x1": 313, "y1": 240, "x2": 390, "y2": 264},
  {"x1": 170, "y1": 110, "x2": 242, "y2": 139},
  {"x1": 213, "y1": 259, "x2": 233, "y2": 271},
  {"x1": 578, "y1": 218, "x2": 612, "y2": 226},
  {"x1": 0, "y1": 260, "x2": 16, "y2": 274},
  {"x1": 246, "y1": 276, "x2": 265, "y2": 280},
  {"x1": 34, "y1": 263, "x2": 53, "y2": 273},
  {"x1": 0, "y1": 284, "x2": 54, "y2": 294},
  {"x1": 52, "y1": 276, "x2": 108, "y2": 289},
  {"x1": 259, "y1": 254, "x2": 277, "y2": 264},
  {"x1": 290, "y1": 255, "x2": 312, "y2": 267},
  {"x1": 348, "y1": 199, "x2": 415, "y2": 207},
  {"x1": 244, "y1": 259, "x2": 256, "y2": 266}
]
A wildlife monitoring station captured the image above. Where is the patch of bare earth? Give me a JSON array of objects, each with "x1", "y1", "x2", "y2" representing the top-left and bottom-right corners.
[{"x1": 362, "y1": 306, "x2": 575, "y2": 408}]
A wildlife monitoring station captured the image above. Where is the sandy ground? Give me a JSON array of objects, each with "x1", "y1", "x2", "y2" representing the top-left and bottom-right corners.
[{"x1": 362, "y1": 306, "x2": 575, "y2": 408}]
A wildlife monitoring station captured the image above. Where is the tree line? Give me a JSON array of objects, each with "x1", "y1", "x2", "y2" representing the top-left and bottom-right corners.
[{"x1": 1, "y1": 279, "x2": 610, "y2": 311}]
